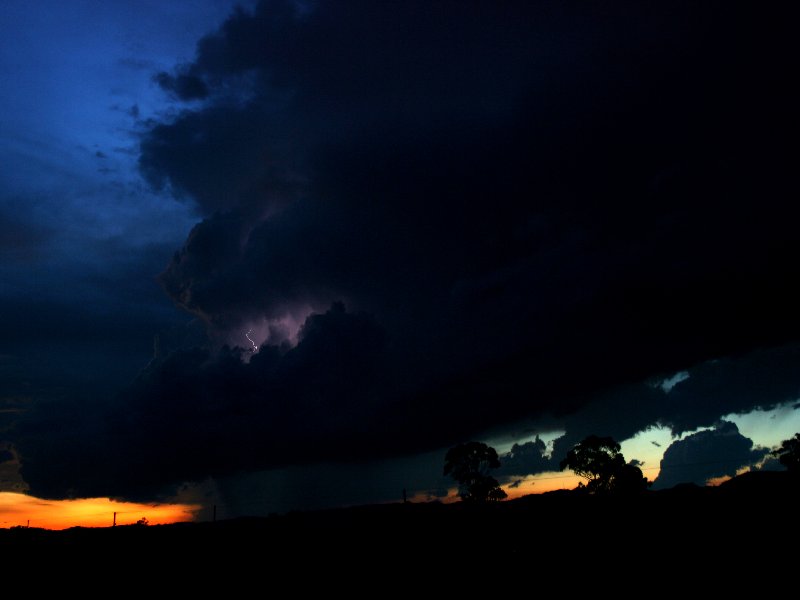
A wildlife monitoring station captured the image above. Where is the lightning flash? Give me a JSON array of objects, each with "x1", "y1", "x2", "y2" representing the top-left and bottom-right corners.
[{"x1": 245, "y1": 329, "x2": 258, "y2": 352}]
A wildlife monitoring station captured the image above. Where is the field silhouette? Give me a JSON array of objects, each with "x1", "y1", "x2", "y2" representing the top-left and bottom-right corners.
[{"x1": 3, "y1": 470, "x2": 797, "y2": 571}]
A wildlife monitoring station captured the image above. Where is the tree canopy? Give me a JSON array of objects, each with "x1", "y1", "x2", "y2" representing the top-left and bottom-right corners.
[
  {"x1": 772, "y1": 433, "x2": 800, "y2": 472},
  {"x1": 444, "y1": 441, "x2": 507, "y2": 502},
  {"x1": 560, "y1": 435, "x2": 648, "y2": 494}
]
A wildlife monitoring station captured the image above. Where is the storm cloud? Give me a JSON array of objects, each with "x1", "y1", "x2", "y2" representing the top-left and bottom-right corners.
[
  {"x1": 10, "y1": 1, "x2": 800, "y2": 500},
  {"x1": 143, "y1": 1, "x2": 800, "y2": 348},
  {"x1": 653, "y1": 422, "x2": 768, "y2": 490},
  {"x1": 497, "y1": 438, "x2": 553, "y2": 479},
  {"x1": 17, "y1": 303, "x2": 395, "y2": 499}
]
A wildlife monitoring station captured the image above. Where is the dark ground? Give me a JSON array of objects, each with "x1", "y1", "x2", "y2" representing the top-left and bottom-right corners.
[{"x1": 3, "y1": 471, "x2": 797, "y2": 580}]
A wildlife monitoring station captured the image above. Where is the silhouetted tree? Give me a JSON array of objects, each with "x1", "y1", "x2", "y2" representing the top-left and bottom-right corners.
[
  {"x1": 135, "y1": 517, "x2": 149, "y2": 526},
  {"x1": 610, "y1": 462, "x2": 650, "y2": 494},
  {"x1": 444, "y1": 441, "x2": 507, "y2": 502},
  {"x1": 560, "y1": 435, "x2": 648, "y2": 494},
  {"x1": 560, "y1": 435, "x2": 622, "y2": 488},
  {"x1": 772, "y1": 433, "x2": 800, "y2": 473}
]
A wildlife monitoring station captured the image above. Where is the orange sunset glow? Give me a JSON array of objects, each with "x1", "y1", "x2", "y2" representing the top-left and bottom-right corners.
[
  {"x1": 408, "y1": 471, "x2": 587, "y2": 504},
  {"x1": 0, "y1": 493, "x2": 201, "y2": 530},
  {"x1": 502, "y1": 472, "x2": 585, "y2": 499}
]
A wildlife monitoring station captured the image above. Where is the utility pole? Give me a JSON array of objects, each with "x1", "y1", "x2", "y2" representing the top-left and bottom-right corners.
[{"x1": 113, "y1": 512, "x2": 117, "y2": 527}]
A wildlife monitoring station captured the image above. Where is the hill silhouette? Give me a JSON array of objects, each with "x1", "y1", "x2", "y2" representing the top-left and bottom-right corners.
[{"x1": 3, "y1": 470, "x2": 798, "y2": 572}]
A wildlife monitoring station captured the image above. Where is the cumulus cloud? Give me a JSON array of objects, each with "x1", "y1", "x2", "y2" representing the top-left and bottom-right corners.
[
  {"x1": 653, "y1": 422, "x2": 768, "y2": 490},
  {"x1": 492, "y1": 344, "x2": 800, "y2": 480},
  {"x1": 497, "y1": 438, "x2": 554, "y2": 479}
]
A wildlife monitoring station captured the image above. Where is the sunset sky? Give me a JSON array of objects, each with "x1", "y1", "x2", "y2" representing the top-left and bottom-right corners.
[{"x1": 1, "y1": 1, "x2": 798, "y2": 528}]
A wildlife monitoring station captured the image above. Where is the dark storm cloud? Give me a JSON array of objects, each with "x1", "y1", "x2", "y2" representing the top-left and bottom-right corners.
[
  {"x1": 16, "y1": 303, "x2": 396, "y2": 499},
  {"x1": 140, "y1": 103, "x2": 304, "y2": 216},
  {"x1": 497, "y1": 438, "x2": 553, "y2": 479},
  {"x1": 549, "y1": 384, "x2": 669, "y2": 467},
  {"x1": 659, "y1": 346, "x2": 800, "y2": 435},
  {"x1": 139, "y1": 0, "x2": 800, "y2": 482},
  {"x1": 154, "y1": 71, "x2": 209, "y2": 101},
  {"x1": 143, "y1": 1, "x2": 800, "y2": 348},
  {"x1": 543, "y1": 344, "x2": 800, "y2": 472},
  {"x1": 653, "y1": 422, "x2": 768, "y2": 490},
  {"x1": 13, "y1": 1, "x2": 800, "y2": 499}
]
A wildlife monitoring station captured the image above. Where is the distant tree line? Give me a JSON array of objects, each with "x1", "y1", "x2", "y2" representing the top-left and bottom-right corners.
[
  {"x1": 444, "y1": 442, "x2": 507, "y2": 502},
  {"x1": 773, "y1": 433, "x2": 800, "y2": 472},
  {"x1": 444, "y1": 431, "x2": 800, "y2": 503},
  {"x1": 559, "y1": 435, "x2": 649, "y2": 494}
]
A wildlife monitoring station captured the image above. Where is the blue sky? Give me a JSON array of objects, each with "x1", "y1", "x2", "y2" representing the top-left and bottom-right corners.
[
  {"x1": 0, "y1": 1, "x2": 244, "y2": 249},
  {"x1": 0, "y1": 1, "x2": 253, "y2": 392}
]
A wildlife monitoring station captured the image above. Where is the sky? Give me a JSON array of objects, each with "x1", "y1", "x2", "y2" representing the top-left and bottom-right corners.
[{"x1": 1, "y1": 1, "x2": 799, "y2": 527}]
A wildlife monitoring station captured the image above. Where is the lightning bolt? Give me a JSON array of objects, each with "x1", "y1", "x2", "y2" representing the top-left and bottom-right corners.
[{"x1": 245, "y1": 329, "x2": 258, "y2": 352}]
